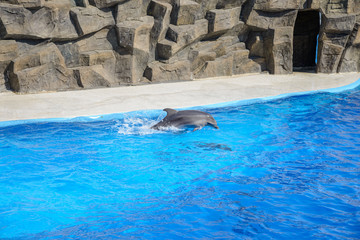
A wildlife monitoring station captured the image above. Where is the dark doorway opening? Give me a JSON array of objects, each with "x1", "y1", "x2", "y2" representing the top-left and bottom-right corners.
[{"x1": 293, "y1": 10, "x2": 320, "y2": 72}]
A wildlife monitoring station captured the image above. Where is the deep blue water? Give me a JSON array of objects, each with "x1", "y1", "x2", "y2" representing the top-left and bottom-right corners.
[{"x1": 0, "y1": 86, "x2": 360, "y2": 239}]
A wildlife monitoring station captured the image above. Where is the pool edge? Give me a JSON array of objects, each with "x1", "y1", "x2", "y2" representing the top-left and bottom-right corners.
[
  {"x1": 195, "y1": 77, "x2": 360, "y2": 110},
  {"x1": 1, "y1": 77, "x2": 360, "y2": 128}
]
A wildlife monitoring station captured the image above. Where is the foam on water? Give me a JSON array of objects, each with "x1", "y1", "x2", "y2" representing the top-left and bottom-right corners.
[
  {"x1": 114, "y1": 115, "x2": 185, "y2": 135},
  {"x1": 115, "y1": 117, "x2": 159, "y2": 135}
]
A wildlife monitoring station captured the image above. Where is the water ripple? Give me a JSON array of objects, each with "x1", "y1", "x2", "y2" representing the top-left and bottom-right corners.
[{"x1": 0, "y1": 89, "x2": 360, "y2": 239}]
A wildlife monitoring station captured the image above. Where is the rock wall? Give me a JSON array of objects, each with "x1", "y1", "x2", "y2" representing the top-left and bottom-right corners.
[{"x1": 0, "y1": 0, "x2": 359, "y2": 93}]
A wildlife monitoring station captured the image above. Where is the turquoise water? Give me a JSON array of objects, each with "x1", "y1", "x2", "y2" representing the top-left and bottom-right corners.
[{"x1": 1, "y1": 84, "x2": 360, "y2": 239}]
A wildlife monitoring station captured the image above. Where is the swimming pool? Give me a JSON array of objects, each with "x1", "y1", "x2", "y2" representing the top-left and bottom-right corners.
[{"x1": 1, "y1": 82, "x2": 359, "y2": 239}]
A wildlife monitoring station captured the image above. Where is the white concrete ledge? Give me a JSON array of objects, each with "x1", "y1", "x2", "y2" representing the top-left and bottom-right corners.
[{"x1": 0, "y1": 72, "x2": 359, "y2": 122}]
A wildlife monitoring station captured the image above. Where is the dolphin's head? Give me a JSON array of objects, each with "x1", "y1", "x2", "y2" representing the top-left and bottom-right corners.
[{"x1": 207, "y1": 115, "x2": 219, "y2": 129}]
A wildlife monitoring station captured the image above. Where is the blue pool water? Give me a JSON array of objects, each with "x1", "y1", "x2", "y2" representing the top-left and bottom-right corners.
[{"x1": 1, "y1": 84, "x2": 360, "y2": 239}]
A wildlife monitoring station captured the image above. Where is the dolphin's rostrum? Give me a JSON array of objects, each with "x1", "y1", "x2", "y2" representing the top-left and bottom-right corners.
[{"x1": 151, "y1": 108, "x2": 219, "y2": 131}]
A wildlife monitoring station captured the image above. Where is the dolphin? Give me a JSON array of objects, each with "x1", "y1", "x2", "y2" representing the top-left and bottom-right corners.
[{"x1": 151, "y1": 108, "x2": 219, "y2": 131}]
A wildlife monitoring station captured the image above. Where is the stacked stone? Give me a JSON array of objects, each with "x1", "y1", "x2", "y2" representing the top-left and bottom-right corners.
[{"x1": 0, "y1": 0, "x2": 359, "y2": 93}]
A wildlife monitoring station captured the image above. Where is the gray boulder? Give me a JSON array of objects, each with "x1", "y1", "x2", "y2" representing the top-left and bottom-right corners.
[
  {"x1": 206, "y1": 7, "x2": 242, "y2": 38},
  {"x1": 194, "y1": 54, "x2": 234, "y2": 79},
  {"x1": 116, "y1": 16, "x2": 155, "y2": 54},
  {"x1": 70, "y1": 6, "x2": 115, "y2": 36},
  {"x1": 8, "y1": 43, "x2": 78, "y2": 93},
  {"x1": 232, "y1": 49, "x2": 261, "y2": 75},
  {"x1": 73, "y1": 65, "x2": 114, "y2": 89},
  {"x1": 116, "y1": 51, "x2": 150, "y2": 84},
  {"x1": 317, "y1": 42, "x2": 344, "y2": 73},
  {"x1": 264, "y1": 27, "x2": 293, "y2": 74},
  {"x1": 0, "y1": 4, "x2": 78, "y2": 41},
  {"x1": 245, "y1": 9, "x2": 298, "y2": 30},
  {"x1": 171, "y1": 0, "x2": 200, "y2": 25},
  {"x1": 321, "y1": 13, "x2": 356, "y2": 33},
  {"x1": 317, "y1": 13, "x2": 356, "y2": 73},
  {"x1": 115, "y1": 0, "x2": 143, "y2": 23},
  {"x1": 157, "y1": 19, "x2": 208, "y2": 59},
  {"x1": 189, "y1": 50, "x2": 217, "y2": 75},
  {"x1": 57, "y1": 28, "x2": 117, "y2": 68},
  {"x1": 144, "y1": 60, "x2": 191, "y2": 82},
  {"x1": 80, "y1": 50, "x2": 116, "y2": 77}
]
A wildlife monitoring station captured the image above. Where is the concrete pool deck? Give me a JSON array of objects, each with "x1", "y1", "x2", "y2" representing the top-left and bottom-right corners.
[{"x1": 0, "y1": 72, "x2": 359, "y2": 122}]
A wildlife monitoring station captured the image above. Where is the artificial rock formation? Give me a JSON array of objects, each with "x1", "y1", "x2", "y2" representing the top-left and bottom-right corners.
[
  {"x1": 0, "y1": 0, "x2": 359, "y2": 93},
  {"x1": 8, "y1": 43, "x2": 78, "y2": 93}
]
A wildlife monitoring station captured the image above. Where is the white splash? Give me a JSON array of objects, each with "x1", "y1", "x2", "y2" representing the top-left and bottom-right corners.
[
  {"x1": 114, "y1": 117, "x2": 155, "y2": 135},
  {"x1": 114, "y1": 117, "x2": 183, "y2": 135}
]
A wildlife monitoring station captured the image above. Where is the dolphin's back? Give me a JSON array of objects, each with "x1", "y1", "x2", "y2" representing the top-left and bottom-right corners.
[
  {"x1": 151, "y1": 108, "x2": 218, "y2": 130},
  {"x1": 167, "y1": 111, "x2": 208, "y2": 127}
]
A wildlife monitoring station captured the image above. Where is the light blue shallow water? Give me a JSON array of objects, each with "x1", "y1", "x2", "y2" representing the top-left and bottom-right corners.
[{"x1": 0, "y1": 84, "x2": 360, "y2": 239}]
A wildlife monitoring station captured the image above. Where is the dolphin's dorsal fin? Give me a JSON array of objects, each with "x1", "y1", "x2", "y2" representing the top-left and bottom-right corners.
[{"x1": 163, "y1": 108, "x2": 177, "y2": 116}]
